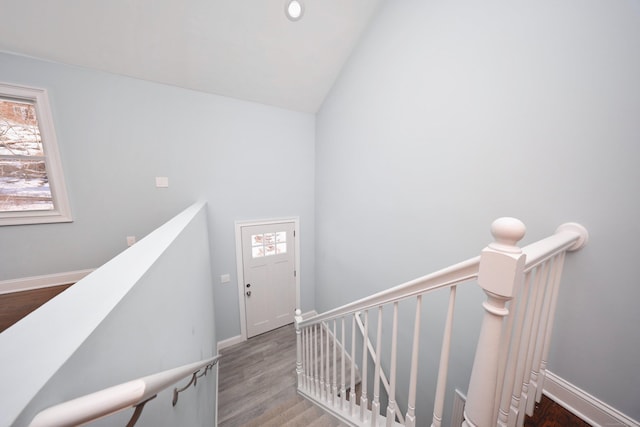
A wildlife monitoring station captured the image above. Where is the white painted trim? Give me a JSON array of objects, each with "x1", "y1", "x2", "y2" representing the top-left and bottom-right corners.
[
  {"x1": 301, "y1": 310, "x2": 318, "y2": 320},
  {"x1": 216, "y1": 335, "x2": 244, "y2": 352},
  {"x1": 29, "y1": 355, "x2": 219, "y2": 427},
  {"x1": 0, "y1": 269, "x2": 94, "y2": 295},
  {"x1": 451, "y1": 389, "x2": 466, "y2": 427},
  {"x1": 217, "y1": 313, "x2": 313, "y2": 353},
  {"x1": 0, "y1": 82, "x2": 73, "y2": 226},
  {"x1": 543, "y1": 371, "x2": 639, "y2": 427},
  {"x1": 214, "y1": 363, "x2": 219, "y2": 427},
  {"x1": 234, "y1": 217, "x2": 301, "y2": 342}
]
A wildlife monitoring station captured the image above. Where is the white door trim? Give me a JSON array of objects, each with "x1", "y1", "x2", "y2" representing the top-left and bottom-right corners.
[{"x1": 234, "y1": 217, "x2": 301, "y2": 342}]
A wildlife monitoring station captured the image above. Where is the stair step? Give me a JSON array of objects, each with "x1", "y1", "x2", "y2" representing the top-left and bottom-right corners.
[
  {"x1": 283, "y1": 402, "x2": 325, "y2": 426},
  {"x1": 240, "y1": 396, "x2": 301, "y2": 427},
  {"x1": 307, "y1": 412, "x2": 348, "y2": 427},
  {"x1": 240, "y1": 394, "x2": 348, "y2": 427}
]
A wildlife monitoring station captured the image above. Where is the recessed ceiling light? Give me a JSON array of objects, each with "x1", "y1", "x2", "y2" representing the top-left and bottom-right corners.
[{"x1": 285, "y1": 0, "x2": 304, "y2": 21}]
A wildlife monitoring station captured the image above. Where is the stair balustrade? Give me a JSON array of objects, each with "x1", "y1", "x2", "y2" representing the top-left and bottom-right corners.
[
  {"x1": 29, "y1": 355, "x2": 220, "y2": 427},
  {"x1": 295, "y1": 218, "x2": 588, "y2": 427}
]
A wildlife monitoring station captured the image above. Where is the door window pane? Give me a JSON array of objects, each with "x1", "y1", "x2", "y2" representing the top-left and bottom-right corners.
[{"x1": 251, "y1": 231, "x2": 287, "y2": 258}]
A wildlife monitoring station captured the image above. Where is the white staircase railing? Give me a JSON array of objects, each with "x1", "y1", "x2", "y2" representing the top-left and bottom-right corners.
[
  {"x1": 29, "y1": 355, "x2": 219, "y2": 427},
  {"x1": 354, "y1": 311, "x2": 405, "y2": 425},
  {"x1": 295, "y1": 218, "x2": 588, "y2": 427}
]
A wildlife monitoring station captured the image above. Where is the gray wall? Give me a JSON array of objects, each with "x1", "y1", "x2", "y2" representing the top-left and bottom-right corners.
[
  {"x1": 316, "y1": 0, "x2": 640, "y2": 421},
  {"x1": 0, "y1": 52, "x2": 316, "y2": 342},
  {"x1": 2, "y1": 203, "x2": 216, "y2": 426}
]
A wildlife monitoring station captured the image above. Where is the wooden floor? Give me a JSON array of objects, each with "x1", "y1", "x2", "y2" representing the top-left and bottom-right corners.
[
  {"x1": 218, "y1": 324, "x2": 300, "y2": 427},
  {"x1": 524, "y1": 394, "x2": 592, "y2": 427},
  {"x1": 0, "y1": 284, "x2": 73, "y2": 333},
  {"x1": 217, "y1": 323, "x2": 593, "y2": 427}
]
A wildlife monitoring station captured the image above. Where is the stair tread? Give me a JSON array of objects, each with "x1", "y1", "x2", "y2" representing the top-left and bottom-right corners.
[
  {"x1": 307, "y1": 412, "x2": 349, "y2": 427},
  {"x1": 241, "y1": 394, "x2": 351, "y2": 427},
  {"x1": 282, "y1": 402, "x2": 325, "y2": 426},
  {"x1": 240, "y1": 396, "x2": 304, "y2": 427}
]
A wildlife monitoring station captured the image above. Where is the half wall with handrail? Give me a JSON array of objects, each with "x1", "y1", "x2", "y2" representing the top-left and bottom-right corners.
[{"x1": 0, "y1": 202, "x2": 217, "y2": 427}]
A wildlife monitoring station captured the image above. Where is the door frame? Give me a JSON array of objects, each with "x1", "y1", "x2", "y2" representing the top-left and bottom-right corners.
[{"x1": 234, "y1": 217, "x2": 300, "y2": 342}]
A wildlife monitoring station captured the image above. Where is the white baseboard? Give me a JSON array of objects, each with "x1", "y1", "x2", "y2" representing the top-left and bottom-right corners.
[
  {"x1": 217, "y1": 311, "x2": 318, "y2": 352},
  {"x1": 0, "y1": 269, "x2": 94, "y2": 295},
  {"x1": 217, "y1": 334, "x2": 244, "y2": 352},
  {"x1": 544, "y1": 371, "x2": 639, "y2": 427}
]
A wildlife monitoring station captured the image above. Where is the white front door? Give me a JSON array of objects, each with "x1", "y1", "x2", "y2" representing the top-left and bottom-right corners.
[{"x1": 241, "y1": 222, "x2": 296, "y2": 338}]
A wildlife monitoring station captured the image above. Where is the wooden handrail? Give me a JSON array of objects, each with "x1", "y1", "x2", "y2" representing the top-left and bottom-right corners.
[
  {"x1": 29, "y1": 355, "x2": 220, "y2": 427},
  {"x1": 299, "y1": 222, "x2": 587, "y2": 330},
  {"x1": 295, "y1": 219, "x2": 588, "y2": 427},
  {"x1": 523, "y1": 222, "x2": 589, "y2": 272},
  {"x1": 298, "y1": 255, "x2": 480, "y2": 328}
]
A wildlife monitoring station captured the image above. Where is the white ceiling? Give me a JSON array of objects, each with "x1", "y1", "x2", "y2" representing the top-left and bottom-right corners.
[{"x1": 0, "y1": 0, "x2": 383, "y2": 113}]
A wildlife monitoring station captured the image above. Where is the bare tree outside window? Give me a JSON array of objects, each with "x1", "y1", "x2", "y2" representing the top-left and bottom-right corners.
[
  {"x1": 0, "y1": 98, "x2": 54, "y2": 211},
  {"x1": 0, "y1": 83, "x2": 71, "y2": 226}
]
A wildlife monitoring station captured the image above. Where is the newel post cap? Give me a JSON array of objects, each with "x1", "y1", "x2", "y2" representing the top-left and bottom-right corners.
[
  {"x1": 294, "y1": 309, "x2": 303, "y2": 328},
  {"x1": 478, "y1": 217, "x2": 527, "y2": 299},
  {"x1": 489, "y1": 217, "x2": 526, "y2": 253}
]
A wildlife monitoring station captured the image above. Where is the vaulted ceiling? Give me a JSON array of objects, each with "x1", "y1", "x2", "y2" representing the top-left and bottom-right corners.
[{"x1": 0, "y1": 0, "x2": 384, "y2": 113}]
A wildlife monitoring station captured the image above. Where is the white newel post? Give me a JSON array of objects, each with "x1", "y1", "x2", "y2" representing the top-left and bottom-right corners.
[
  {"x1": 463, "y1": 218, "x2": 526, "y2": 427},
  {"x1": 295, "y1": 309, "x2": 304, "y2": 390}
]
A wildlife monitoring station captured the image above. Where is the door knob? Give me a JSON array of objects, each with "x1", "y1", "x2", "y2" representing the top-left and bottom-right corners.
[
  {"x1": 246, "y1": 290, "x2": 252, "y2": 297},
  {"x1": 246, "y1": 283, "x2": 251, "y2": 288}
]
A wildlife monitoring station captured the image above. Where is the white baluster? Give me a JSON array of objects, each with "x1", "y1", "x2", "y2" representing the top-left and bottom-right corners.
[
  {"x1": 360, "y1": 310, "x2": 369, "y2": 423},
  {"x1": 463, "y1": 218, "x2": 526, "y2": 427},
  {"x1": 405, "y1": 295, "x2": 422, "y2": 427},
  {"x1": 371, "y1": 306, "x2": 383, "y2": 426},
  {"x1": 341, "y1": 317, "x2": 346, "y2": 410},
  {"x1": 431, "y1": 286, "x2": 457, "y2": 427},
  {"x1": 320, "y1": 323, "x2": 325, "y2": 401},
  {"x1": 333, "y1": 319, "x2": 338, "y2": 407},
  {"x1": 498, "y1": 270, "x2": 533, "y2": 427},
  {"x1": 326, "y1": 321, "x2": 331, "y2": 401},
  {"x1": 308, "y1": 327, "x2": 313, "y2": 393},
  {"x1": 386, "y1": 302, "x2": 399, "y2": 427},
  {"x1": 527, "y1": 258, "x2": 556, "y2": 416},
  {"x1": 508, "y1": 268, "x2": 540, "y2": 427},
  {"x1": 536, "y1": 253, "x2": 566, "y2": 404},
  {"x1": 304, "y1": 327, "x2": 311, "y2": 392},
  {"x1": 314, "y1": 324, "x2": 319, "y2": 397},
  {"x1": 295, "y1": 309, "x2": 303, "y2": 391},
  {"x1": 301, "y1": 325, "x2": 306, "y2": 390},
  {"x1": 493, "y1": 264, "x2": 527, "y2": 427},
  {"x1": 350, "y1": 314, "x2": 357, "y2": 416},
  {"x1": 518, "y1": 260, "x2": 550, "y2": 424}
]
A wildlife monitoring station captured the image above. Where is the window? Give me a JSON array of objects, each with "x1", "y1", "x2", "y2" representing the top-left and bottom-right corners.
[
  {"x1": 0, "y1": 83, "x2": 71, "y2": 226},
  {"x1": 251, "y1": 232, "x2": 287, "y2": 258}
]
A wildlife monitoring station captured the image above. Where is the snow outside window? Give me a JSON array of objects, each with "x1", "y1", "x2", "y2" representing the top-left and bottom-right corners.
[{"x1": 0, "y1": 83, "x2": 72, "y2": 226}]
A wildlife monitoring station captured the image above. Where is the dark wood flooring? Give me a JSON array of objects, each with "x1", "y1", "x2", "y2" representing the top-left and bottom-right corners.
[
  {"x1": 0, "y1": 284, "x2": 73, "y2": 332},
  {"x1": 524, "y1": 394, "x2": 592, "y2": 427},
  {"x1": 217, "y1": 323, "x2": 593, "y2": 427}
]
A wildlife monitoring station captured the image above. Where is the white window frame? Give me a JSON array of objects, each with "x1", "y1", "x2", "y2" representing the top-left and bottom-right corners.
[{"x1": 0, "y1": 82, "x2": 72, "y2": 226}]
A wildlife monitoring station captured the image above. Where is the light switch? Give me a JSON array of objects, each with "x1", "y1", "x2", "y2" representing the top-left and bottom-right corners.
[
  {"x1": 155, "y1": 176, "x2": 169, "y2": 188},
  {"x1": 220, "y1": 274, "x2": 231, "y2": 284}
]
